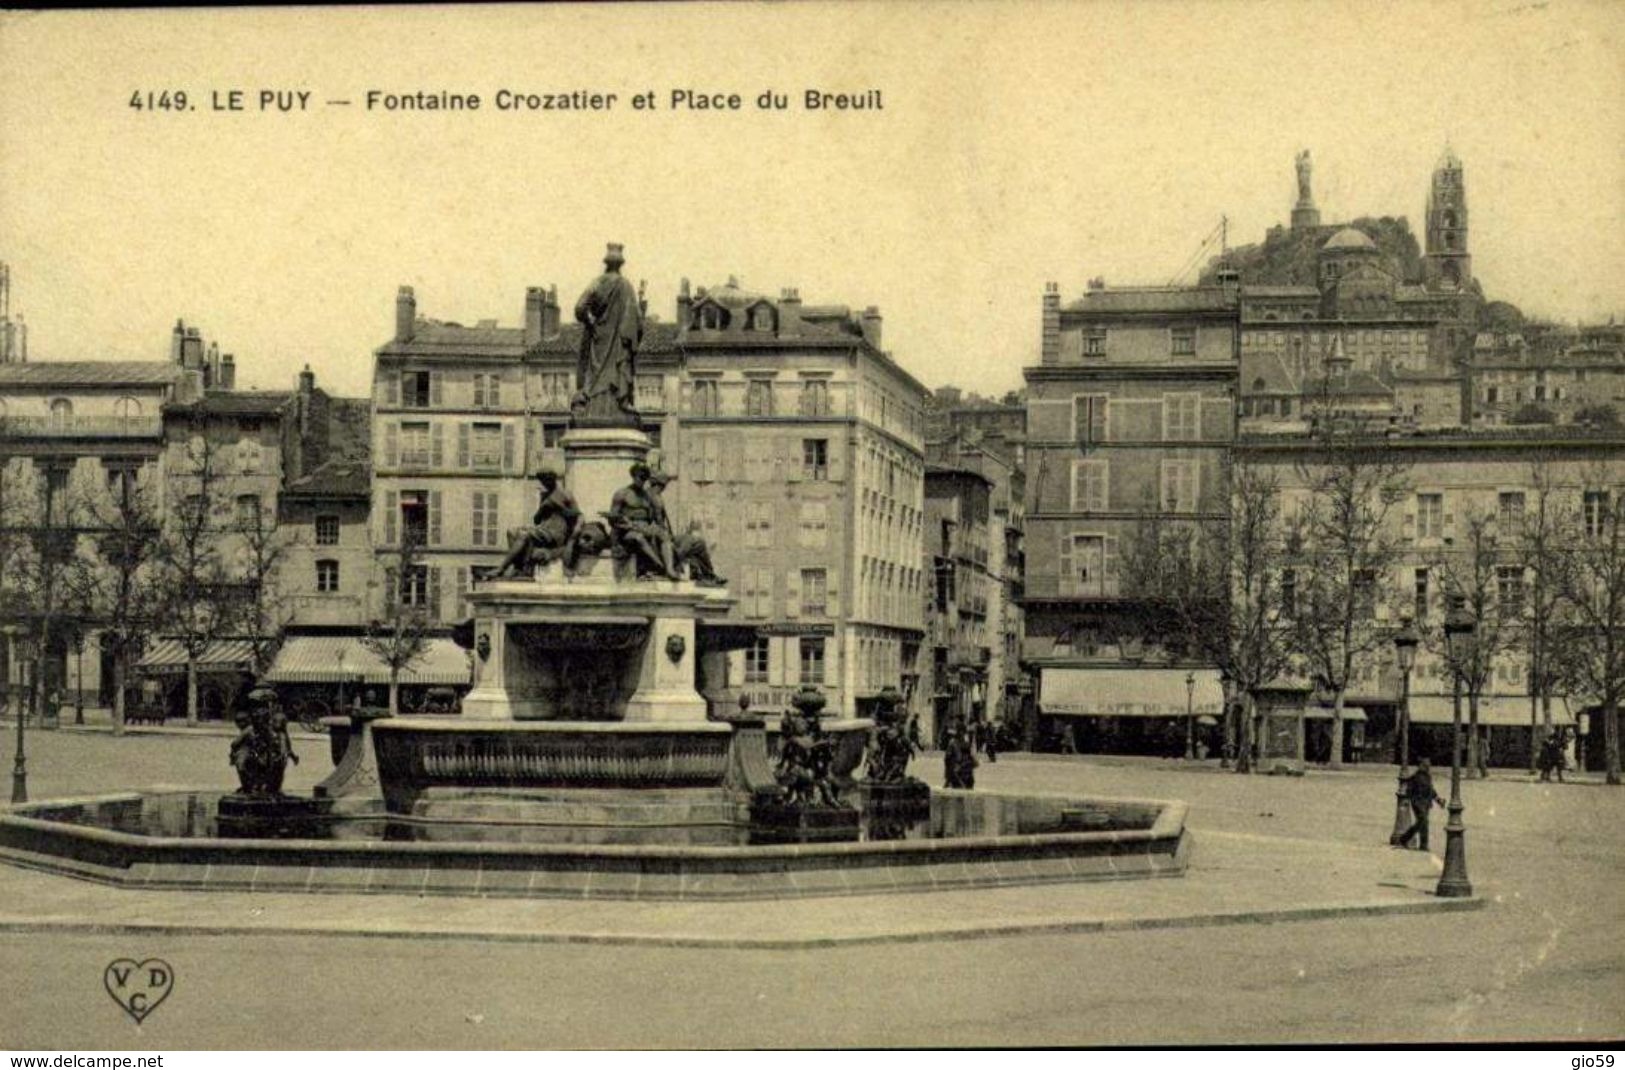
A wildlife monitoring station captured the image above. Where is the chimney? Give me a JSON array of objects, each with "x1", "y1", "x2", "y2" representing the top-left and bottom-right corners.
[
  {"x1": 170, "y1": 319, "x2": 185, "y2": 364},
  {"x1": 395, "y1": 286, "x2": 416, "y2": 343},
  {"x1": 219, "y1": 353, "x2": 236, "y2": 391},
  {"x1": 299, "y1": 363, "x2": 315, "y2": 395},
  {"x1": 777, "y1": 287, "x2": 801, "y2": 335},
  {"x1": 205, "y1": 341, "x2": 220, "y2": 388},
  {"x1": 524, "y1": 287, "x2": 545, "y2": 346},
  {"x1": 860, "y1": 306, "x2": 883, "y2": 350},
  {"x1": 544, "y1": 285, "x2": 560, "y2": 337},
  {"x1": 1041, "y1": 282, "x2": 1061, "y2": 364},
  {"x1": 181, "y1": 327, "x2": 204, "y2": 371},
  {"x1": 677, "y1": 278, "x2": 693, "y2": 327}
]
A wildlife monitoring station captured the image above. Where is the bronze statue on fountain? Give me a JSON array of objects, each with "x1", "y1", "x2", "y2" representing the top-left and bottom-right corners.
[
  {"x1": 219, "y1": 687, "x2": 332, "y2": 837},
  {"x1": 861, "y1": 685, "x2": 931, "y2": 818},
  {"x1": 749, "y1": 685, "x2": 861, "y2": 843},
  {"x1": 494, "y1": 468, "x2": 589, "y2": 577}
]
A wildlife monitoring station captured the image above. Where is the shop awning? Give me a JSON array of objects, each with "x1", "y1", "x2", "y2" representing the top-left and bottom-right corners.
[
  {"x1": 262, "y1": 636, "x2": 471, "y2": 686},
  {"x1": 1305, "y1": 706, "x2": 1367, "y2": 722},
  {"x1": 1408, "y1": 694, "x2": 1573, "y2": 727},
  {"x1": 1040, "y1": 668, "x2": 1224, "y2": 718},
  {"x1": 136, "y1": 639, "x2": 258, "y2": 676}
]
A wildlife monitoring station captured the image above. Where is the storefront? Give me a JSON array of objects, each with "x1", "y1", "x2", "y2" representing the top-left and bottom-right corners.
[
  {"x1": 262, "y1": 635, "x2": 472, "y2": 717},
  {"x1": 1037, "y1": 667, "x2": 1225, "y2": 756},
  {"x1": 1405, "y1": 694, "x2": 1576, "y2": 769},
  {"x1": 134, "y1": 639, "x2": 260, "y2": 721}
]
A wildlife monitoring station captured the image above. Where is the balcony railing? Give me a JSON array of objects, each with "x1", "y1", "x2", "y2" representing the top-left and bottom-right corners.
[{"x1": 0, "y1": 415, "x2": 163, "y2": 439}]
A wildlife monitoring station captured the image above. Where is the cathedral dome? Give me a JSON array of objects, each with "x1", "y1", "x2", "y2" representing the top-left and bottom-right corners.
[{"x1": 1322, "y1": 228, "x2": 1377, "y2": 253}]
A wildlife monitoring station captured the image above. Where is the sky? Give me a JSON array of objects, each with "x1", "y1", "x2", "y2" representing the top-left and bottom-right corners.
[{"x1": 0, "y1": 1, "x2": 1620, "y2": 399}]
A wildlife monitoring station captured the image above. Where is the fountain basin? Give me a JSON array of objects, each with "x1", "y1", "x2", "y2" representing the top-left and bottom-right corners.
[{"x1": 0, "y1": 789, "x2": 1189, "y2": 900}]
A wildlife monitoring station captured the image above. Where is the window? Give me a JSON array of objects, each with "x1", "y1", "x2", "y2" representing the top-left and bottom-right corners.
[
  {"x1": 402, "y1": 371, "x2": 432, "y2": 408},
  {"x1": 114, "y1": 397, "x2": 141, "y2": 424},
  {"x1": 1061, "y1": 534, "x2": 1106, "y2": 597},
  {"x1": 235, "y1": 494, "x2": 262, "y2": 530},
  {"x1": 1416, "y1": 494, "x2": 1444, "y2": 540},
  {"x1": 799, "y1": 379, "x2": 830, "y2": 417},
  {"x1": 472, "y1": 373, "x2": 502, "y2": 409},
  {"x1": 316, "y1": 559, "x2": 339, "y2": 594},
  {"x1": 1353, "y1": 568, "x2": 1378, "y2": 619},
  {"x1": 636, "y1": 375, "x2": 665, "y2": 411},
  {"x1": 1584, "y1": 490, "x2": 1610, "y2": 538},
  {"x1": 745, "y1": 379, "x2": 774, "y2": 417},
  {"x1": 238, "y1": 438, "x2": 261, "y2": 474},
  {"x1": 470, "y1": 422, "x2": 503, "y2": 471},
  {"x1": 400, "y1": 490, "x2": 429, "y2": 545},
  {"x1": 315, "y1": 515, "x2": 340, "y2": 546},
  {"x1": 1485, "y1": 386, "x2": 1500, "y2": 404},
  {"x1": 471, "y1": 491, "x2": 499, "y2": 548},
  {"x1": 744, "y1": 637, "x2": 770, "y2": 684},
  {"x1": 1497, "y1": 566, "x2": 1526, "y2": 617},
  {"x1": 1084, "y1": 329, "x2": 1107, "y2": 357},
  {"x1": 692, "y1": 379, "x2": 720, "y2": 416},
  {"x1": 742, "y1": 566, "x2": 774, "y2": 618},
  {"x1": 1414, "y1": 567, "x2": 1430, "y2": 622},
  {"x1": 1160, "y1": 459, "x2": 1198, "y2": 513},
  {"x1": 1281, "y1": 568, "x2": 1297, "y2": 619},
  {"x1": 49, "y1": 398, "x2": 72, "y2": 431},
  {"x1": 400, "y1": 421, "x2": 431, "y2": 467},
  {"x1": 538, "y1": 372, "x2": 572, "y2": 410},
  {"x1": 745, "y1": 501, "x2": 774, "y2": 549},
  {"x1": 1497, "y1": 492, "x2": 1526, "y2": 532},
  {"x1": 400, "y1": 564, "x2": 430, "y2": 608},
  {"x1": 537, "y1": 421, "x2": 566, "y2": 449},
  {"x1": 799, "y1": 637, "x2": 826, "y2": 685},
  {"x1": 1171, "y1": 327, "x2": 1196, "y2": 356},
  {"x1": 1071, "y1": 459, "x2": 1108, "y2": 512},
  {"x1": 1073, "y1": 394, "x2": 1108, "y2": 443},
  {"x1": 801, "y1": 569, "x2": 828, "y2": 616},
  {"x1": 799, "y1": 501, "x2": 829, "y2": 549},
  {"x1": 802, "y1": 438, "x2": 828, "y2": 481},
  {"x1": 1163, "y1": 394, "x2": 1200, "y2": 441}
]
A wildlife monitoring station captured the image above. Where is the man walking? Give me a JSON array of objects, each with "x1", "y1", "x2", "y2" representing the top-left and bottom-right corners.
[{"x1": 1396, "y1": 757, "x2": 1444, "y2": 851}]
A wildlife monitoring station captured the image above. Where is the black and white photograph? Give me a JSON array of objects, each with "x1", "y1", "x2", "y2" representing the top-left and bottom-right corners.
[{"x1": 0, "y1": 1, "x2": 1621, "y2": 1054}]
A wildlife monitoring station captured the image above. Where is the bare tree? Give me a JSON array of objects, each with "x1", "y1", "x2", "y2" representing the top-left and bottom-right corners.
[
  {"x1": 1289, "y1": 426, "x2": 1412, "y2": 768},
  {"x1": 153, "y1": 428, "x2": 238, "y2": 725},
  {"x1": 84, "y1": 466, "x2": 164, "y2": 735},
  {"x1": 362, "y1": 531, "x2": 433, "y2": 717},
  {"x1": 1549, "y1": 472, "x2": 1625, "y2": 785},
  {"x1": 233, "y1": 494, "x2": 292, "y2": 682},
  {"x1": 1425, "y1": 511, "x2": 1520, "y2": 778},
  {"x1": 1513, "y1": 454, "x2": 1567, "y2": 771}
]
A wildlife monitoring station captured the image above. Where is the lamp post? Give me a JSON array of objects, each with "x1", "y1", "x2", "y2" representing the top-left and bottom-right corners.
[
  {"x1": 1219, "y1": 669, "x2": 1234, "y2": 770},
  {"x1": 1439, "y1": 602, "x2": 1475, "y2": 898},
  {"x1": 1389, "y1": 621, "x2": 1419, "y2": 845},
  {"x1": 11, "y1": 634, "x2": 34, "y2": 804},
  {"x1": 71, "y1": 628, "x2": 85, "y2": 726},
  {"x1": 1184, "y1": 671, "x2": 1197, "y2": 760}
]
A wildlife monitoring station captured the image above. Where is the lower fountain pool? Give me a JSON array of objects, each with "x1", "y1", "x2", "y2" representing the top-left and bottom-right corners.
[{"x1": 0, "y1": 788, "x2": 1189, "y2": 901}]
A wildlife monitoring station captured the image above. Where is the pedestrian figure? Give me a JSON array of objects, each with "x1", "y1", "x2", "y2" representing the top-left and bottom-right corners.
[
  {"x1": 1395, "y1": 757, "x2": 1444, "y2": 851},
  {"x1": 944, "y1": 723, "x2": 978, "y2": 789},
  {"x1": 985, "y1": 724, "x2": 999, "y2": 763}
]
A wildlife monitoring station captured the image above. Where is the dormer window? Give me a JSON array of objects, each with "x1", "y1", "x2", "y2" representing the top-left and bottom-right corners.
[
  {"x1": 694, "y1": 303, "x2": 729, "y2": 331},
  {"x1": 747, "y1": 304, "x2": 775, "y2": 332}
]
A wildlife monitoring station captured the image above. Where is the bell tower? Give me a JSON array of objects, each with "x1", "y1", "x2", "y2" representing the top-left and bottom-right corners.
[{"x1": 1423, "y1": 148, "x2": 1471, "y2": 291}]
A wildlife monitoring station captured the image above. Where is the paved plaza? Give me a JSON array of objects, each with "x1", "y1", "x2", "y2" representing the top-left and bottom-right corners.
[{"x1": 0, "y1": 727, "x2": 1621, "y2": 1047}]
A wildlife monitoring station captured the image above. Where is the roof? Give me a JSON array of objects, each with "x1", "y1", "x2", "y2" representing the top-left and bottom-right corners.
[
  {"x1": 528, "y1": 321, "x2": 682, "y2": 356},
  {"x1": 1305, "y1": 370, "x2": 1393, "y2": 398},
  {"x1": 1322, "y1": 227, "x2": 1378, "y2": 252},
  {"x1": 1062, "y1": 286, "x2": 1237, "y2": 315},
  {"x1": 380, "y1": 319, "x2": 529, "y2": 358},
  {"x1": 1241, "y1": 285, "x2": 1318, "y2": 298},
  {"x1": 165, "y1": 390, "x2": 292, "y2": 417},
  {"x1": 0, "y1": 360, "x2": 179, "y2": 387},
  {"x1": 283, "y1": 460, "x2": 371, "y2": 499}
]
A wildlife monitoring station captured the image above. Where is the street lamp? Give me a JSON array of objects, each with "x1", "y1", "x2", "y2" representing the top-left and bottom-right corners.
[
  {"x1": 1389, "y1": 621, "x2": 1419, "y2": 845},
  {"x1": 1185, "y1": 671, "x2": 1197, "y2": 761},
  {"x1": 1219, "y1": 669, "x2": 1234, "y2": 770},
  {"x1": 11, "y1": 634, "x2": 35, "y2": 804},
  {"x1": 70, "y1": 628, "x2": 85, "y2": 726},
  {"x1": 1439, "y1": 601, "x2": 1475, "y2": 898}
]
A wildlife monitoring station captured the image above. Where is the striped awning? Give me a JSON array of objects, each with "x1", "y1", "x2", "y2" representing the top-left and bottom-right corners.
[
  {"x1": 1040, "y1": 668, "x2": 1224, "y2": 718},
  {"x1": 136, "y1": 639, "x2": 258, "y2": 675},
  {"x1": 1408, "y1": 694, "x2": 1573, "y2": 727},
  {"x1": 263, "y1": 636, "x2": 471, "y2": 686}
]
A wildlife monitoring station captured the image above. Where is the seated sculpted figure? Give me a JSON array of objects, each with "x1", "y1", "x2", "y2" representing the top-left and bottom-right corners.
[
  {"x1": 495, "y1": 468, "x2": 582, "y2": 577},
  {"x1": 605, "y1": 462, "x2": 680, "y2": 580},
  {"x1": 646, "y1": 470, "x2": 726, "y2": 587}
]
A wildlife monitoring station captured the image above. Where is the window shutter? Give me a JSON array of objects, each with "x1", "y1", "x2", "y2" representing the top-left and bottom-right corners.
[
  {"x1": 490, "y1": 376, "x2": 502, "y2": 408},
  {"x1": 679, "y1": 381, "x2": 693, "y2": 413},
  {"x1": 768, "y1": 634, "x2": 787, "y2": 686},
  {"x1": 785, "y1": 570, "x2": 801, "y2": 618},
  {"x1": 430, "y1": 372, "x2": 444, "y2": 406},
  {"x1": 384, "y1": 567, "x2": 397, "y2": 611},
  {"x1": 1189, "y1": 462, "x2": 1201, "y2": 511},
  {"x1": 384, "y1": 422, "x2": 399, "y2": 468},
  {"x1": 502, "y1": 424, "x2": 516, "y2": 473},
  {"x1": 1402, "y1": 510, "x2": 1416, "y2": 542},
  {"x1": 826, "y1": 574, "x2": 840, "y2": 619},
  {"x1": 786, "y1": 436, "x2": 802, "y2": 483},
  {"x1": 429, "y1": 490, "x2": 443, "y2": 546},
  {"x1": 473, "y1": 374, "x2": 485, "y2": 409},
  {"x1": 1057, "y1": 535, "x2": 1073, "y2": 596},
  {"x1": 716, "y1": 436, "x2": 735, "y2": 483},
  {"x1": 457, "y1": 423, "x2": 471, "y2": 468},
  {"x1": 429, "y1": 567, "x2": 442, "y2": 619},
  {"x1": 455, "y1": 566, "x2": 469, "y2": 620},
  {"x1": 685, "y1": 433, "x2": 703, "y2": 480},
  {"x1": 1442, "y1": 496, "x2": 1456, "y2": 542},
  {"x1": 431, "y1": 424, "x2": 444, "y2": 468},
  {"x1": 384, "y1": 374, "x2": 399, "y2": 406},
  {"x1": 1103, "y1": 534, "x2": 1120, "y2": 596},
  {"x1": 827, "y1": 434, "x2": 844, "y2": 482},
  {"x1": 384, "y1": 490, "x2": 398, "y2": 545}
]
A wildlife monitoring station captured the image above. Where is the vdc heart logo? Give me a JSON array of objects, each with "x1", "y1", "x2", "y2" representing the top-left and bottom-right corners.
[{"x1": 104, "y1": 958, "x2": 174, "y2": 1024}]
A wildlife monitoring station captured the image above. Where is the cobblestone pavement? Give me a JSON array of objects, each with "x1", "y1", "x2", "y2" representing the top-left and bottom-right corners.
[{"x1": 0, "y1": 731, "x2": 1620, "y2": 1047}]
